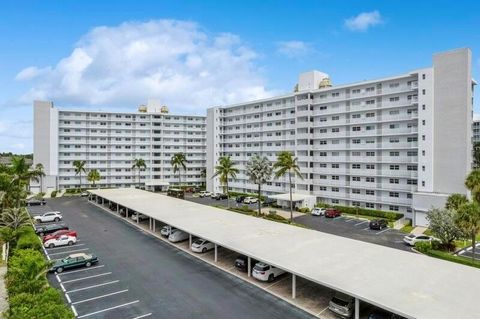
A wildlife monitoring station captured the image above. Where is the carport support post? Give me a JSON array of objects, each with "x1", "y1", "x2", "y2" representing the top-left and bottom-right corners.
[
  {"x1": 292, "y1": 274, "x2": 296, "y2": 299},
  {"x1": 149, "y1": 217, "x2": 152, "y2": 230},
  {"x1": 355, "y1": 298, "x2": 359, "y2": 319},
  {"x1": 153, "y1": 219, "x2": 156, "y2": 232},
  {"x1": 116, "y1": 204, "x2": 119, "y2": 213},
  {"x1": 214, "y1": 244, "x2": 218, "y2": 263},
  {"x1": 125, "y1": 208, "x2": 129, "y2": 219},
  {"x1": 189, "y1": 234, "x2": 192, "y2": 247},
  {"x1": 247, "y1": 257, "x2": 251, "y2": 277}
]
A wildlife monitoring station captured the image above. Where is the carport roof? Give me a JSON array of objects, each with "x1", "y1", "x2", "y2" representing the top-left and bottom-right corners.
[
  {"x1": 90, "y1": 188, "x2": 479, "y2": 319},
  {"x1": 269, "y1": 193, "x2": 316, "y2": 202}
]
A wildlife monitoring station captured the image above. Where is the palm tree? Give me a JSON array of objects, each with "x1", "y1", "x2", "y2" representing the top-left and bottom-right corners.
[
  {"x1": 170, "y1": 153, "x2": 187, "y2": 186},
  {"x1": 73, "y1": 160, "x2": 87, "y2": 191},
  {"x1": 0, "y1": 208, "x2": 31, "y2": 231},
  {"x1": 246, "y1": 155, "x2": 272, "y2": 216},
  {"x1": 445, "y1": 193, "x2": 469, "y2": 211},
  {"x1": 456, "y1": 201, "x2": 480, "y2": 261},
  {"x1": 465, "y1": 170, "x2": 480, "y2": 203},
  {"x1": 213, "y1": 156, "x2": 239, "y2": 208},
  {"x1": 31, "y1": 163, "x2": 45, "y2": 193},
  {"x1": 10, "y1": 157, "x2": 37, "y2": 207},
  {"x1": 87, "y1": 169, "x2": 101, "y2": 188},
  {"x1": 200, "y1": 168, "x2": 207, "y2": 189},
  {"x1": 273, "y1": 151, "x2": 303, "y2": 223},
  {"x1": 131, "y1": 158, "x2": 147, "y2": 188}
]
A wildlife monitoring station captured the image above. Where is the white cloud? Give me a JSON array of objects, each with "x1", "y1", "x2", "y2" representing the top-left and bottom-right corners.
[
  {"x1": 276, "y1": 41, "x2": 311, "y2": 58},
  {"x1": 15, "y1": 19, "x2": 277, "y2": 114},
  {"x1": 344, "y1": 11, "x2": 382, "y2": 32}
]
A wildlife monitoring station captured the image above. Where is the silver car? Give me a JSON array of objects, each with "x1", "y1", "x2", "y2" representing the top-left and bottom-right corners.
[{"x1": 329, "y1": 292, "x2": 354, "y2": 318}]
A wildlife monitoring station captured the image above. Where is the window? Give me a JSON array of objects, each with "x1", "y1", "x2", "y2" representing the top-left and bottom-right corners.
[
  {"x1": 352, "y1": 176, "x2": 361, "y2": 181},
  {"x1": 352, "y1": 126, "x2": 361, "y2": 131},
  {"x1": 352, "y1": 151, "x2": 361, "y2": 156},
  {"x1": 332, "y1": 175, "x2": 339, "y2": 180},
  {"x1": 352, "y1": 189, "x2": 361, "y2": 194},
  {"x1": 352, "y1": 164, "x2": 361, "y2": 169},
  {"x1": 408, "y1": 151, "x2": 418, "y2": 156},
  {"x1": 390, "y1": 138, "x2": 399, "y2": 143},
  {"x1": 390, "y1": 165, "x2": 400, "y2": 170},
  {"x1": 422, "y1": 104, "x2": 426, "y2": 110},
  {"x1": 366, "y1": 87, "x2": 375, "y2": 92},
  {"x1": 366, "y1": 203, "x2": 375, "y2": 208},
  {"x1": 389, "y1": 110, "x2": 400, "y2": 115},
  {"x1": 366, "y1": 164, "x2": 375, "y2": 169},
  {"x1": 366, "y1": 177, "x2": 375, "y2": 182},
  {"x1": 407, "y1": 179, "x2": 417, "y2": 185},
  {"x1": 366, "y1": 112, "x2": 375, "y2": 118},
  {"x1": 332, "y1": 116, "x2": 339, "y2": 121},
  {"x1": 352, "y1": 114, "x2": 361, "y2": 119},
  {"x1": 352, "y1": 139, "x2": 361, "y2": 144},
  {"x1": 332, "y1": 128, "x2": 339, "y2": 133},
  {"x1": 390, "y1": 151, "x2": 400, "y2": 156},
  {"x1": 422, "y1": 74, "x2": 426, "y2": 80},
  {"x1": 422, "y1": 89, "x2": 426, "y2": 95},
  {"x1": 390, "y1": 178, "x2": 399, "y2": 184},
  {"x1": 366, "y1": 190, "x2": 375, "y2": 195},
  {"x1": 422, "y1": 120, "x2": 426, "y2": 125},
  {"x1": 422, "y1": 181, "x2": 425, "y2": 187},
  {"x1": 332, "y1": 187, "x2": 339, "y2": 192},
  {"x1": 389, "y1": 83, "x2": 400, "y2": 88},
  {"x1": 389, "y1": 97, "x2": 400, "y2": 102},
  {"x1": 366, "y1": 99, "x2": 375, "y2": 105},
  {"x1": 332, "y1": 92, "x2": 340, "y2": 97},
  {"x1": 366, "y1": 151, "x2": 375, "y2": 156},
  {"x1": 389, "y1": 192, "x2": 399, "y2": 198},
  {"x1": 407, "y1": 165, "x2": 417, "y2": 171},
  {"x1": 331, "y1": 163, "x2": 339, "y2": 168},
  {"x1": 389, "y1": 206, "x2": 399, "y2": 211},
  {"x1": 352, "y1": 89, "x2": 360, "y2": 94}
]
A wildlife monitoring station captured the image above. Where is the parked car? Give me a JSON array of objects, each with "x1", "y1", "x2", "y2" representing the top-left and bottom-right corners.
[
  {"x1": 252, "y1": 262, "x2": 286, "y2": 282},
  {"x1": 243, "y1": 197, "x2": 258, "y2": 204},
  {"x1": 160, "y1": 225, "x2": 176, "y2": 237},
  {"x1": 26, "y1": 198, "x2": 46, "y2": 206},
  {"x1": 234, "y1": 255, "x2": 258, "y2": 273},
  {"x1": 236, "y1": 196, "x2": 246, "y2": 203},
  {"x1": 131, "y1": 213, "x2": 149, "y2": 222},
  {"x1": 33, "y1": 211, "x2": 63, "y2": 223},
  {"x1": 199, "y1": 191, "x2": 212, "y2": 198},
  {"x1": 328, "y1": 292, "x2": 354, "y2": 318},
  {"x1": 168, "y1": 229, "x2": 189, "y2": 243},
  {"x1": 212, "y1": 193, "x2": 228, "y2": 200},
  {"x1": 312, "y1": 207, "x2": 326, "y2": 216},
  {"x1": 43, "y1": 230, "x2": 77, "y2": 242},
  {"x1": 50, "y1": 253, "x2": 98, "y2": 273},
  {"x1": 44, "y1": 235, "x2": 77, "y2": 248},
  {"x1": 368, "y1": 308, "x2": 406, "y2": 319},
  {"x1": 35, "y1": 223, "x2": 69, "y2": 236},
  {"x1": 80, "y1": 191, "x2": 89, "y2": 197},
  {"x1": 191, "y1": 238, "x2": 215, "y2": 253},
  {"x1": 403, "y1": 234, "x2": 435, "y2": 246},
  {"x1": 262, "y1": 198, "x2": 276, "y2": 207},
  {"x1": 325, "y1": 208, "x2": 341, "y2": 218},
  {"x1": 369, "y1": 219, "x2": 388, "y2": 230}
]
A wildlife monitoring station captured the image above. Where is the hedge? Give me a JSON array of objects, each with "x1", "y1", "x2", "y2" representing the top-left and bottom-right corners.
[
  {"x1": 50, "y1": 190, "x2": 57, "y2": 198},
  {"x1": 315, "y1": 203, "x2": 403, "y2": 221},
  {"x1": 15, "y1": 228, "x2": 42, "y2": 251},
  {"x1": 227, "y1": 191, "x2": 265, "y2": 201},
  {"x1": 415, "y1": 242, "x2": 480, "y2": 269}
]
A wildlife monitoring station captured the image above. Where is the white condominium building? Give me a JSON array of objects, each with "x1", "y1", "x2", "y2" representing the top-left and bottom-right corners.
[
  {"x1": 473, "y1": 115, "x2": 480, "y2": 143},
  {"x1": 206, "y1": 48, "x2": 474, "y2": 226},
  {"x1": 33, "y1": 100, "x2": 206, "y2": 192}
]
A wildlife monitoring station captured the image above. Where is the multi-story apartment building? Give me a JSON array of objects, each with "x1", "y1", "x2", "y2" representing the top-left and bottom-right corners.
[
  {"x1": 207, "y1": 48, "x2": 474, "y2": 226},
  {"x1": 473, "y1": 115, "x2": 480, "y2": 143},
  {"x1": 33, "y1": 100, "x2": 206, "y2": 192}
]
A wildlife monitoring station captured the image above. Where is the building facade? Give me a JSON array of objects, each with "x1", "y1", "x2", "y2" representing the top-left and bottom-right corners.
[
  {"x1": 473, "y1": 115, "x2": 480, "y2": 143},
  {"x1": 207, "y1": 48, "x2": 474, "y2": 226},
  {"x1": 33, "y1": 101, "x2": 206, "y2": 192}
]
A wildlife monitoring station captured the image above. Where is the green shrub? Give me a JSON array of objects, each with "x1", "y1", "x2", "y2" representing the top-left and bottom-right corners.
[
  {"x1": 6, "y1": 249, "x2": 51, "y2": 295},
  {"x1": 50, "y1": 190, "x2": 57, "y2": 198},
  {"x1": 315, "y1": 203, "x2": 403, "y2": 221},
  {"x1": 414, "y1": 241, "x2": 432, "y2": 253},
  {"x1": 16, "y1": 232, "x2": 42, "y2": 252},
  {"x1": 228, "y1": 191, "x2": 265, "y2": 201},
  {"x1": 268, "y1": 210, "x2": 277, "y2": 215},
  {"x1": 297, "y1": 207, "x2": 310, "y2": 213},
  {"x1": 33, "y1": 193, "x2": 45, "y2": 200}
]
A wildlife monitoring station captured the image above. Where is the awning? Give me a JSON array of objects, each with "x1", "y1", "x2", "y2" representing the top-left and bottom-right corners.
[{"x1": 269, "y1": 193, "x2": 315, "y2": 202}]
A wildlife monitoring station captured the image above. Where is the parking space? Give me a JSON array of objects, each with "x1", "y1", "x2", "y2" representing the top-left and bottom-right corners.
[
  {"x1": 457, "y1": 242, "x2": 480, "y2": 259},
  {"x1": 294, "y1": 214, "x2": 412, "y2": 252},
  {"x1": 185, "y1": 193, "x2": 258, "y2": 210}
]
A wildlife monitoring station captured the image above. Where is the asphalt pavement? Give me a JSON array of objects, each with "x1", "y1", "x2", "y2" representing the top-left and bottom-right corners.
[{"x1": 34, "y1": 197, "x2": 315, "y2": 319}]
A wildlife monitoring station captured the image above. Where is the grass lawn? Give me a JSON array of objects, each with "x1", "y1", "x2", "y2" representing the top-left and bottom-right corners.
[{"x1": 400, "y1": 224, "x2": 414, "y2": 234}]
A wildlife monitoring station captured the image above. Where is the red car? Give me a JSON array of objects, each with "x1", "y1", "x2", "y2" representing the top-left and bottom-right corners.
[
  {"x1": 43, "y1": 230, "x2": 78, "y2": 242},
  {"x1": 325, "y1": 208, "x2": 341, "y2": 218}
]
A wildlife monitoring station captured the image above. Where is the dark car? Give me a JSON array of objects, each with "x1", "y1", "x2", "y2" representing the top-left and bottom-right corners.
[
  {"x1": 368, "y1": 308, "x2": 406, "y2": 319},
  {"x1": 212, "y1": 193, "x2": 228, "y2": 200},
  {"x1": 50, "y1": 253, "x2": 99, "y2": 273},
  {"x1": 234, "y1": 255, "x2": 258, "y2": 272},
  {"x1": 325, "y1": 208, "x2": 341, "y2": 218},
  {"x1": 26, "y1": 198, "x2": 46, "y2": 206},
  {"x1": 262, "y1": 198, "x2": 276, "y2": 207},
  {"x1": 236, "y1": 196, "x2": 246, "y2": 203},
  {"x1": 35, "y1": 223, "x2": 69, "y2": 236},
  {"x1": 369, "y1": 219, "x2": 388, "y2": 230}
]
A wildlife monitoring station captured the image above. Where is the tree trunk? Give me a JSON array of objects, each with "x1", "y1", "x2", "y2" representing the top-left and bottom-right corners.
[
  {"x1": 289, "y1": 170, "x2": 293, "y2": 223},
  {"x1": 472, "y1": 232, "x2": 476, "y2": 262},
  {"x1": 257, "y1": 183, "x2": 261, "y2": 216},
  {"x1": 226, "y1": 179, "x2": 229, "y2": 209}
]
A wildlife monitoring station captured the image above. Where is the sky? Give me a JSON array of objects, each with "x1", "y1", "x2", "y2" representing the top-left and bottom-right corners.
[{"x1": 1, "y1": 0, "x2": 479, "y2": 153}]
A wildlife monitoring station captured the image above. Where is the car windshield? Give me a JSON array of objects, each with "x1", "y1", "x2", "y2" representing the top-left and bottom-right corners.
[
  {"x1": 331, "y1": 297, "x2": 350, "y2": 307},
  {"x1": 254, "y1": 264, "x2": 269, "y2": 271},
  {"x1": 407, "y1": 234, "x2": 416, "y2": 238},
  {"x1": 193, "y1": 239, "x2": 204, "y2": 245}
]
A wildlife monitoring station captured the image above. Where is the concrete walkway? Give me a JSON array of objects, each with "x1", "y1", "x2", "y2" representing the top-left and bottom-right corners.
[
  {"x1": 261, "y1": 207, "x2": 303, "y2": 220},
  {"x1": 0, "y1": 265, "x2": 7, "y2": 316},
  {"x1": 411, "y1": 226, "x2": 427, "y2": 235}
]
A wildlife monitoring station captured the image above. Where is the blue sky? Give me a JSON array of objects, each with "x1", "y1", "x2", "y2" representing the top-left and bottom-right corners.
[{"x1": 1, "y1": 0, "x2": 479, "y2": 153}]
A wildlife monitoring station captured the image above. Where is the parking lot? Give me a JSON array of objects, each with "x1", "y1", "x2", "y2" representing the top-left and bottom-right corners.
[
  {"x1": 28, "y1": 198, "x2": 316, "y2": 319},
  {"x1": 185, "y1": 193, "x2": 259, "y2": 210}
]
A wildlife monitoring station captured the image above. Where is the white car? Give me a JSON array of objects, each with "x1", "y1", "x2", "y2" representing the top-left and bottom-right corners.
[
  {"x1": 44, "y1": 235, "x2": 77, "y2": 248},
  {"x1": 191, "y1": 238, "x2": 215, "y2": 253},
  {"x1": 252, "y1": 262, "x2": 286, "y2": 282},
  {"x1": 160, "y1": 225, "x2": 176, "y2": 237},
  {"x1": 199, "y1": 191, "x2": 212, "y2": 198},
  {"x1": 312, "y1": 208, "x2": 326, "y2": 216},
  {"x1": 243, "y1": 197, "x2": 258, "y2": 204},
  {"x1": 403, "y1": 234, "x2": 435, "y2": 246},
  {"x1": 328, "y1": 292, "x2": 354, "y2": 318},
  {"x1": 34, "y1": 212, "x2": 62, "y2": 223},
  {"x1": 131, "y1": 213, "x2": 149, "y2": 222},
  {"x1": 168, "y1": 229, "x2": 189, "y2": 243}
]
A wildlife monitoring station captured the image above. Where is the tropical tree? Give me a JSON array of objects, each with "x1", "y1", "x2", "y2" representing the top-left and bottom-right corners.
[
  {"x1": 200, "y1": 168, "x2": 207, "y2": 188},
  {"x1": 445, "y1": 193, "x2": 469, "y2": 211},
  {"x1": 0, "y1": 208, "x2": 31, "y2": 231},
  {"x1": 473, "y1": 142, "x2": 480, "y2": 169},
  {"x1": 171, "y1": 153, "x2": 187, "y2": 186},
  {"x1": 246, "y1": 155, "x2": 272, "y2": 216},
  {"x1": 73, "y1": 160, "x2": 87, "y2": 191},
  {"x1": 87, "y1": 169, "x2": 101, "y2": 188},
  {"x1": 426, "y1": 208, "x2": 463, "y2": 250},
  {"x1": 10, "y1": 157, "x2": 43, "y2": 206},
  {"x1": 273, "y1": 151, "x2": 303, "y2": 223},
  {"x1": 32, "y1": 163, "x2": 45, "y2": 193},
  {"x1": 213, "y1": 156, "x2": 239, "y2": 208},
  {"x1": 455, "y1": 202, "x2": 480, "y2": 261},
  {"x1": 131, "y1": 158, "x2": 147, "y2": 188},
  {"x1": 465, "y1": 170, "x2": 480, "y2": 203}
]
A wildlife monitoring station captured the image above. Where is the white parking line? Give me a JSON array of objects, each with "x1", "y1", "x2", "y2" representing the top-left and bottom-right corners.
[
  {"x1": 362, "y1": 227, "x2": 370, "y2": 230},
  {"x1": 66, "y1": 280, "x2": 120, "y2": 293},
  {"x1": 355, "y1": 220, "x2": 368, "y2": 226},
  {"x1": 71, "y1": 305, "x2": 78, "y2": 317},
  {"x1": 77, "y1": 300, "x2": 139, "y2": 318},
  {"x1": 375, "y1": 228, "x2": 391, "y2": 235},
  {"x1": 65, "y1": 293, "x2": 71, "y2": 303},
  {"x1": 264, "y1": 276, "x2": 289, "y2": 290},
  {"x1": 41, "y1": 243, "x2": 51, "y2": 260},
  {"x1": 315, "y1": 305, "x2": 330, "y2": 316},
  {"x1": 58, "y1": 265, "x2": 104, "y2": 275},
  {"x1": 345, "y1": 218, "x2": 356, "y2": 223},
  {"x1": 48, "y1": 248, "x2": 89, "y2": 256},
  {"x1": 61, "y1": 272, "x2": 112, "y2": 284},
  {"x1": 132, "y1": 314, "x2": 152, "y2": 319},
  {"x1": 72, "y1": 289, "x2": 129, "y2": 305},
  {"x1": 47, "y1": 243, "x2": 85, "y2": 250}
]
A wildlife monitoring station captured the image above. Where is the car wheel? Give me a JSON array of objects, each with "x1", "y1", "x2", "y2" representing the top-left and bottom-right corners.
[
  {"x1": 85, "y1": 262, "x2": 92, "y2": 267},
  {"x1": 68, "y1": 241, "x2": 74, "y2": 246},
  {"x1": 202, "y1": 247, "x2": 207, "y2": 253},
  {"x1": 268, "y1": 274, "x2": 274, "y2": 282},
  {"x1": 54, "y1": 217, "x2": 60, "y2": 222},
  {"x1": 49, "y1": 243, "x2": 55, "y2": 248},
  {"x1": 57, "y1": 267, "x2": 63, "y2": 273}
]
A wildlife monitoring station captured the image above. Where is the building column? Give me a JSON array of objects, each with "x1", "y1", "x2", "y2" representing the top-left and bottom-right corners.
[
  {"x1": 116, "y1": 204, "x2": 119, "y2": 213},
  {"x1": 214, "y1": 244, "x2": 218, "y2": 262},
  {"x1": 247, "y1": 257, "x2": 251, "y2": 277},
  {"x1": 149, "y1": 217, "x2": 152, "y2": 230},
  {"x1": 355, "y1": 298, "x2": 359, "y2": 319},
  {"x1": 189, "y1": 234, "x2": 192, "y2": 247},
  {"x1": 125, "y1": 208, "x2": 129, "y2": 219},
  {"x1": 292, "y1": 274, "x2": 296, "y2": 299},
  {"x1": 153, "y1": 219, "x2": 156, "y2": 232}
]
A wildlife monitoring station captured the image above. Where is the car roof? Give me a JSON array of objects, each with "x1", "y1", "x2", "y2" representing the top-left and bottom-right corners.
[
  {"x1": 255, "y1": 261, "x2": 268, "y2": 267},
  {"x1": 68, "y1": 253, "x2": 90, "y2": 258}
]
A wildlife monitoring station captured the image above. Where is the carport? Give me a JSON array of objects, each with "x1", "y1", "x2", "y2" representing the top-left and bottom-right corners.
[
  {"x1": 89, "y1": 188, "x2": 479, "y2": 319},
  {"x1": 269, "y1": 193, "x2": 316, "y2": 210}
]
